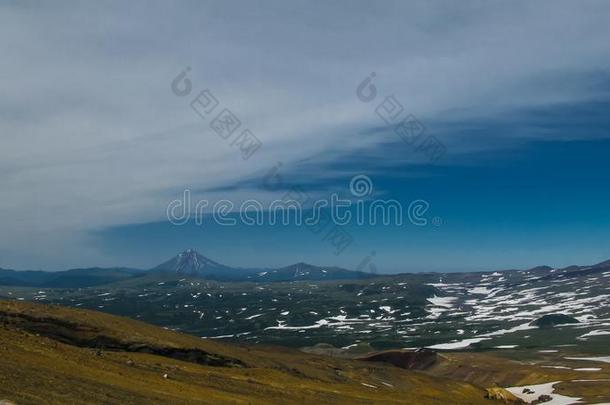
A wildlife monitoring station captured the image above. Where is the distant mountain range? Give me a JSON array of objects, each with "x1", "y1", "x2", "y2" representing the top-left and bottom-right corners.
[
  {"x1": 0, "y1": 249, "x2": 374, "y2": 287},
  {"x1": 2, "y1": 249, "x2": 609, "y2": 288},
  {"x1": 0, "y1": 267, "x2": 144, "y2": 288},
  {"x1": 150, "y1": 249, "x2": 375, "y2": 282}
]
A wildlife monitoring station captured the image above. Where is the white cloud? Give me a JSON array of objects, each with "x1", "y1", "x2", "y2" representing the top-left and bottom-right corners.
[{"x1": 1, "y1": 0, "x2": 610, "y2": 268}]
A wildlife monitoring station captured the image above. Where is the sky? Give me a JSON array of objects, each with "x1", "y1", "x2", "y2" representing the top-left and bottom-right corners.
[{"x1": 1, "y1": 0, "x2": 610, "y2": 272}]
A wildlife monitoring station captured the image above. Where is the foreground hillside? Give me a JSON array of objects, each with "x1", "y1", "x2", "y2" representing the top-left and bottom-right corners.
[{"x1": 0, "y1": 300, "x2": 489, "y2": 404}]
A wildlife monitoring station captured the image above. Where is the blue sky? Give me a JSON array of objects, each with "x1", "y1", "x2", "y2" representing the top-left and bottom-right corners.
[{"x1": 1, "y1": 1, "x2": 609, "y2": 271}]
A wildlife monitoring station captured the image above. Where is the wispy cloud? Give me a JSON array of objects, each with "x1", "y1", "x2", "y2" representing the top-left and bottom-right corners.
[{"x1": 1, "y1": 0, "x2": 610, "y2": 268}]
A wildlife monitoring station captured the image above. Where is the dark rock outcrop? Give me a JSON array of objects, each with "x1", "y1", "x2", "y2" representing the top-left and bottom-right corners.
[{"x1": 359, "y1": 348, "x2": 438, "y2": 370}]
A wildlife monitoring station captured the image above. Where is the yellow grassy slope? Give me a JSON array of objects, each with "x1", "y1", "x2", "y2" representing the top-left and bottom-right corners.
[{"x1": 0, "y1": 300, "x2": 489, "y2": 404}]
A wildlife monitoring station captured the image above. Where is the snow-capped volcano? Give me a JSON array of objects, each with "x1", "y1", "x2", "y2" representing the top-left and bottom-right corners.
[{"x1": 151, "y1": 249, "x2": 233, "y2": 276}]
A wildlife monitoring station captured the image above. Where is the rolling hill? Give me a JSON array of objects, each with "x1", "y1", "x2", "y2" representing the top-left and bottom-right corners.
[
  {"x1": 0, "y1": 267, "x2": 143, "y2": 288},
  {"x1": 0, "y1": 300, "x2": 491, "y2": 404}
]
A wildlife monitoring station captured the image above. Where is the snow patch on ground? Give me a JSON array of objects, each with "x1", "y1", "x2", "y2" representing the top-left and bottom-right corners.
[
  {"x1": 468, "y1": 286, "x2": 492, "y2": 295},
  {"x1": 426, "y1": 337, "x2": 491, "y2": 350},
  {"x1": 579, "y1": 329, "x2": 610, "y2": 338},
  {"x1": 427, "y1": 296, "x2": 457, "y2": 308},
  {"x1": 565, "y1": 356, "x2": 610, "y2": 364},
  {"x1": 505, "y1": 381, "x2": 581, "y2": 405}
]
